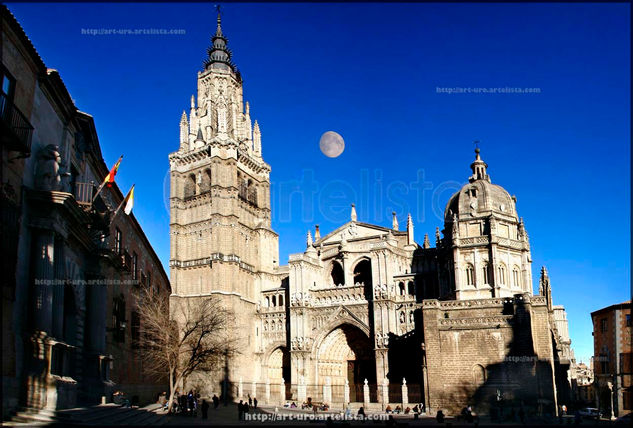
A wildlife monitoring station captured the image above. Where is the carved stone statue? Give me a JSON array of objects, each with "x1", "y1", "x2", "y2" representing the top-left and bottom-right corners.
[{"x1": 35, "y1": 144, "x2": 63, "y2": 191}]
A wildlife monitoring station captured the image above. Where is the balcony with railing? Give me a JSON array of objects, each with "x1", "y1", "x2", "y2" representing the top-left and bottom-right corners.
[
  {"x1": 74, "y1": 181, "x2": 96, "y2": 207},
  {"x1": 0, "y1": 92, "x2": 33, "y2": 155}
]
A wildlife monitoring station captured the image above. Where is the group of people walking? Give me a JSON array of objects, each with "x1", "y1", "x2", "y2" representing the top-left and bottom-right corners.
[{"x1": 237, "y1": 395, "x2": 258, "y2": 420}]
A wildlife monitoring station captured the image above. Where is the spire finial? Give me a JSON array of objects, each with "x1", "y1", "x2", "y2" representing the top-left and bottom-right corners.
[
  {"x1": 350, "y1": 203, "x2": 357, "y2": 222},
  {"x1": 469, "y1": 143, "x2": 490, "y2": 183},
  {"x1": 423, "y1": 233, "x2": 430, "y2": 249},
  {"x1": 204, "y1": 5, "x2": 238, "y2": 73},
  {"x1": 392, "y1": 212, "x2": 399, "y2": 231}
]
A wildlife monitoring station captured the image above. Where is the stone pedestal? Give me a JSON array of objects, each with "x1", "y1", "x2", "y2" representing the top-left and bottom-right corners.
[
  {"x1": 363, "y1": 379, "x2": 370, "y2": 407},
  {"x1": 401, "y1": 378, "x2": 408, "y2": 407}
]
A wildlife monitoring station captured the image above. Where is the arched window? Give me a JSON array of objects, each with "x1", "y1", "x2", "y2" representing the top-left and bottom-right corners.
[
  {"x1": 407, "y1": 281, "x2": 415, "y2": 296},
  {"x1": 482, "y1": 263, "x2": 490, "y2": 285},
  {"x1": 498, "y1": 264, "x2": 507, "y2": 285},
  {"x1": 264, "y1": 296, "x2": 269, "y2": 307},
  {"x1": 465, "y1": 264, "x2": 475, "y2": 286},
  {"x1": 185, "y1": 173, "x2": 196, "y2": 198},
  {"x1": 512, "y1": 266, "x2": 520, "y2": 288},
  {"x1": 331, "y1": 261, "x2": 345, "y2": 286},
  {"x1": 353, "y1": 259, "x2": 373, "y2": 300},
  {"x1": 398, "y1": 282, "x2": 405, "y2": 296},
  {"x1": 201, "y1": 168, "x2": 211, "y2": 193},
  {"x1": 279, "y1": 295, "x2": 284, "y2": 307},
  {"x1": 272, "y1": 295, "x2": 277, "y2": 307}
]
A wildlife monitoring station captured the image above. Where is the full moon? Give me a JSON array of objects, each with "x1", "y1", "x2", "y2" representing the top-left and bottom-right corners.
[{"x1": 319, "y1": 131, "x2": 345, "y2": 158}]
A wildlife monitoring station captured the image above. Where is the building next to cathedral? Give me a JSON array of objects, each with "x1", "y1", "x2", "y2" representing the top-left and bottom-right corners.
[
  {"x1": 2, "y1": 5, "x2": 169, "y2": 420},
  {"x1": 169, "y1": 11, "x2": 575, "y2": 416}
]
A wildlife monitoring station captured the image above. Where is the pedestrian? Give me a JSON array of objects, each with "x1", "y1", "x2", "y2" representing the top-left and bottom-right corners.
[
  {"x1": 436, "y1": 409, "x2": 445, "y2": 424},
  {"x1": 238, "y1": 400, "x2": 244, "y2": 420},
  {"x1": 358, "y1": 406, "x2": 365, "y2": 421},
  {"x1": 248, "y1": 394, "x2": 252, "y2": 407},
  {"x1": 201, "y1": 399, "x2": 209, "y2": 419},
  {"x1": 212, "y1": 394, "x2": 219, "y2": 409},
  {"x1": 187, "y1": 390, "x2": 194, "y2": 416},
  {"x1": 244, "y1": 402, "x2": 250, "y2": 420},
  {"x1": 253, "y1": 397, "x2": 258, "y2": 408}
]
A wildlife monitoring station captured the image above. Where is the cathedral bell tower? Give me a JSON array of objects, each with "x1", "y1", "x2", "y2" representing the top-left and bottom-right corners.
[{"x1": 168, "y1": 10, "x2": 280, "y2": 386}]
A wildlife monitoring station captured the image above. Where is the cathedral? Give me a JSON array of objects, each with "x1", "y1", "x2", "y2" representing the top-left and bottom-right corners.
[{"x1": 169, "y1": 12, "x2": 573, "y2": 415}]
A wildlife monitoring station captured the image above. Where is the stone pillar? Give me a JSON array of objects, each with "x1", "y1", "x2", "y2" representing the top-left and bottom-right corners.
[
  {"x1": 401, "y1": 378, "x2": 408, "y2": 407},
  {"x1": 381, "y1": 377, "x2": 389, "y2": 409},
  {"x1": 363, "y1": 379, "x2": 370, "y2": 407},
  {"x1": 297, "y1": 375, "x2": 306, "y2": 403},
  {"x1": 279, "y1": 378, "x2": 285, "y2": 404},
  {"x1": 323, "y1": 377, "x2": 332, "y2": 404},
  {"x1": 238, "y1": 377, "x2": 243, "y2": 400},
  {"x1": 265, "y1": 379, "x2": 270, "y2": 404},
  {"x1": 251, "y1": 380, "x2": 257, "y2": 400},
  {"x1": 343, "y1": 379, "x2": 350, "y2": 406},
  {"x1": 32, "y1": 231, "x2": 55, "y2": 333}
]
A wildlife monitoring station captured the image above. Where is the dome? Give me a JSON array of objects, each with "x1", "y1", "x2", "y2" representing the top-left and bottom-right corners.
[{"x1": 444, "y1": 149, "x2": 518, "y2": 223}]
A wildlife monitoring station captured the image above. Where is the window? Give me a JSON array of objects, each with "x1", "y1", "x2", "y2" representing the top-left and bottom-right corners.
[
  {"x1": 482, "y1": 264, "x2": 490, "y2": 285},
  {"x1": 407, "y1": 281, "x2": 415, "y2": 296},
  {"x1": 626, "y1": 314, "x2": 631, "y2": 327},
  {"x1": 465, "y1": 264, "x2": 475, "y2": 286},
  {"x1": 112, "y1": 295, "x2": 126, "y2": 343},
  {"x1": 601, "y1": 318, "x2": 608, "y2": 333},
  {"x1": 1, "y1": 66, "x2": 16, "y2": 99},
  {"x1": 114, "y1": 228, "x2": 122, "y2": 255},
  {"x1": 398, "y1": 282, "x2": 405, "y2": 296},
  {"x1": 512, "y1": 267, "x2": 520, "y2": 288},
  {"x1": 498, "y1": 264, "x2": 506, "y2": 285},
  {"x1": 131, "y1": 311, "x2": 140, "y2": 349},
  {"x1": 132, "y1": 252, "x2": 138, "y2": 280}
]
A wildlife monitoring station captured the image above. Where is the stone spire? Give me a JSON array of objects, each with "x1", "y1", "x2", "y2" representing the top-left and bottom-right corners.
[
  {"x1": 179, "y1": 111, "x2": 189, "y2": 150},
  {"x1": 306, "y1": 230, "x2": 313, "y2": 247},
  {"x1": 314, "y1": 224, "x2": 321, "y2": 241},
  {"x1": 423, "y1": 233, "x2": 430, "y2": 249},
  {"x1": 469, "y1": 147, "x2": 490, "y2": 183},
  {"x1": 204, "y1": 8, "x2": 238, "y2": 74},
  {"x1": 539, "y1": 266, "x2": 552, "y2": 311},
  {"x1": 435, "y1": 227, "x2": 441, "y2": 246},
  {"x1": 407, "y1": 213, "x2": 414, "y2": 245},
  {"x1": 195, "y1": 126, "x2": 204, "y2": 144},
  {"x1": 392, "y1": 212, "x2": 399, "y2": 231},
  {"x1": 350, "y1": 204, "x2": 357, "y2": 222},
  {"x1": 253, "y1": 120, "x2": 261, "y2": 155}
]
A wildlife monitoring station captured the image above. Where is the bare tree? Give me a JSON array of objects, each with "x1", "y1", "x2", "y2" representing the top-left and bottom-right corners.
[{"x1": 135, "y1": 287, "x2": 235, "y2": 412}]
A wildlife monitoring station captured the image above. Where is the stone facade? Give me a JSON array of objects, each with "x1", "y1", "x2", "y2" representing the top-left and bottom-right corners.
[
  {"x1": 170, "y1": 11, "x2": 574, "y2": 416},
  {"x1": 1, "y1": 6, "x2": 169, "y2": 418},
  {"x1": 591, "y1": 301, "x2": 632, "y2": 417}
]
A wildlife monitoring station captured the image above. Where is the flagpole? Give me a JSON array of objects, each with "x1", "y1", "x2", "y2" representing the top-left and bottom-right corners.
[{"x1": 112, "y1": 184, "x2": 135, "y2": 221}]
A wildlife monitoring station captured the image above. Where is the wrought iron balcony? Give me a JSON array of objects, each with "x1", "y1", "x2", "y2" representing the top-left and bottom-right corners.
[
  {"x1": 0, "y1": 92, "x2": 33, "y2": 155},
  {"x1": 74, "y1": 181, "x2": 96, "y2": 206}
]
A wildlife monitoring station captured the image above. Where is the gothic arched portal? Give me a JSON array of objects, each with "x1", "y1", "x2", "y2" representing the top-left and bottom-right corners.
[{"x1": 316, "y1": 324, "x2": 375, "y2": 402}]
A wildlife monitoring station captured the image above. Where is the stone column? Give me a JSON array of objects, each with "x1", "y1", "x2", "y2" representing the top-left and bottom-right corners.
[
  {"x1": 363, "y1": 379, "x2": 370, "y2": 407},
  {"x1": 251, "y1": 380, "x2": 257, "y2": 400},
  {"x1": 265, "y1": 379, "x2": 270, "y2": 404},
  {"x1": 297, "y1": 375, "x2": 306, "y2": 403},
  {"x1": 238, "y1": 377, "x2": 243, "y2": 400},
  {"x1": 279, "y1": 378, "x2": 285, "y2": 404},
  {"x1": 381, "y1": 377, "x2": 389, "y2": 409},
  {"x1": 323, "y1": 377, "x2": 332, "y2": 404},
  {"x1": 343, "y1": 379, "x2": 350, "y2": 406},
  {"x1": 401, "y1": 378, "x2": 408, "y2": 408},
  {"x1": 32, "y1": 230, "x2": 56, "y2": 333}
]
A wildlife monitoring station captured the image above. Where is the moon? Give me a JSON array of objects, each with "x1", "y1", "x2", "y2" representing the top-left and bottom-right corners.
[{"x1": 319, "y1": 131, "x2": 345, "y2": 158}]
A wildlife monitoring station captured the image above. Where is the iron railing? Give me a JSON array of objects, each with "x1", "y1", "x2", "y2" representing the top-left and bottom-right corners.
[{"x1": 0, "y1": 92, "x2": 33, "y2": 154}]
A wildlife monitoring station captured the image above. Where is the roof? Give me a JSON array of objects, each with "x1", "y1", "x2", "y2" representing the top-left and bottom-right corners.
[{"x1": 590, "y1": 301, "x2": 632, "y2": 317}]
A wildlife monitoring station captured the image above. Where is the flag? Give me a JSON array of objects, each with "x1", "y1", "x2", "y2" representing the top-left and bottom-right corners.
[
  {"x1": 92, "y1": 155, "x2": 123, "y2": 203},
  {"x1": 123, "y1": 185, "x2": 134, "y2": 215},
  {"x1": 102, "y1": 155, "x2": 123, "y2": 187}
]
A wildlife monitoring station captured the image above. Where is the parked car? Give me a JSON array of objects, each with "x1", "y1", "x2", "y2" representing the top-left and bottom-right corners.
[
  {"x1": 614, "y1": 412, "x2": 631, "y2": 425},
  {"x1": 578, "y1": 407, "x2": 600, "y2": 420}
]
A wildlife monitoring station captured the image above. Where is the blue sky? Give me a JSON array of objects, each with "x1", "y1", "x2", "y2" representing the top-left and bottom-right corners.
[{"x1": 8, "y1": 2, "x2": 630, "y2": 362}]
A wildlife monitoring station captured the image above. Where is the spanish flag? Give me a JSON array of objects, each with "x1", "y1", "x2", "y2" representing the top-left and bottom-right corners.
[{"x1": 102, "y1": 155, "x2": 123, "y2": 187}]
